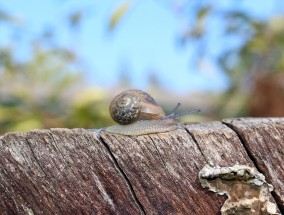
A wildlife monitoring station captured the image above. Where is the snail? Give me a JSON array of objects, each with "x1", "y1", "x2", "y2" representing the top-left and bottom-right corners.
[{"x1": 105, "y1": 89, "x2": 200, "y2": 136}]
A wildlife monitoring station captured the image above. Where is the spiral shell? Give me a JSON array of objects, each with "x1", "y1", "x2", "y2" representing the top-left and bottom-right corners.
[{"x1": 109, "y1": 89, "x2": 165, "y2": 125}]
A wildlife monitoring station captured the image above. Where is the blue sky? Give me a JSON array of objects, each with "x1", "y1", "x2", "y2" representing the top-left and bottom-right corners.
[{"x1": 0, "y1": 0, "x2": 282, "y2": 94}]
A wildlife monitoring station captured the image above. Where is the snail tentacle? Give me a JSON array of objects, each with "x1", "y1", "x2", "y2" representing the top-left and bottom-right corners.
[{"x1": 167, "y1": 108, "x2": 201, "y2": 120}]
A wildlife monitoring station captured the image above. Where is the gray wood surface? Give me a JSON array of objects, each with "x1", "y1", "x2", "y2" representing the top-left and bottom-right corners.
[
  {"x1": 0, "y1": 118, "x2": 283, "y2": 214},
  {"x1": 0, "y1": 129, "x2": 142, "y2": 214}
]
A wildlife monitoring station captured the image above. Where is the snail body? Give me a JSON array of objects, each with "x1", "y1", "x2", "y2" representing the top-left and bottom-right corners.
[
  {"x1": 105, "y1": 118, "x2": 180, "y2": 136},
  {"x1": 106, "y1": 89, "x2": 199, "y2": 136}
]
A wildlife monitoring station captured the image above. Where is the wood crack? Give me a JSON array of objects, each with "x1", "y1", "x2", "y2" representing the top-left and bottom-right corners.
[
  {"x1": 222, "y1": 121, "x2": 262, "y2": 170},
  {"x1": 184, "y1": 127, "x2": 211, "y2": 165},
  {"x1": 25, "y1": 137, "x2": 48, "y2": 178},
  {"x1": 95, "y1": 131, "x2": 146, "y2": 215},
  {"x1": 222, "y1": 121, "x2": 284, "y2": 215}
]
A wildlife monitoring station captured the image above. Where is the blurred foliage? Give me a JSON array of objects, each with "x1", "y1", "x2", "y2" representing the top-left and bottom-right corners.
[
  {"x1": 0, "y1": 9, "x2": 21, "y2": 25},
  {"x1": 108, "y1": 1, "x2": 131, "y2": 31},
  {"x1": 0, "y1": 1, "x2": 284, "y2": 134},
  {"x1": 173, "y1": 1, "x2": 284, "y2": 118},
  {"x1": 0, "y1": 44, "x2": 112, "y2": 134},
  {"x1": 109, "y1": 0, "x2": 284, "y2": 118},
  {"x1": 0, "y1": 8, "x2": 115, "y2": 134},
  {"x1": 218, "y1": 15, "x2": 284, "y2": 117}
]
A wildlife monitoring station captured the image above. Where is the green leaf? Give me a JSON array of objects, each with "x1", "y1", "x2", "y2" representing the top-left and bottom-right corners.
[
  {"x1": 108, "y1": 1, "x2": 131, "y2": 31},
  {"x1": 197, "y1": 6, "x2": 211, "y2": 20}
]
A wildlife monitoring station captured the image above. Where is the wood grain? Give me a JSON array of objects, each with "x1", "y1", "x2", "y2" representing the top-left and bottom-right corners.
[
  {"x1": 185, "y1": 121, "x2": 254, "y2": 166},
  {"x1": 100, "y1": 128, "x2": 225, "y2": 214},
  {"x1": 0, "y1": 118, "x2": 283, "y2": 214},
  {"x1": 223, "y1": 118, "x2": 284, "y2": 212},
  {"x1": 0, "y1": 129, "x2": 142, "y2": 215}
]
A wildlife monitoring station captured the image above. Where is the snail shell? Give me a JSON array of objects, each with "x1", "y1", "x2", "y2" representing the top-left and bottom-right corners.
[
  {"x1": 106, "y1": 89, "x2": 199, "y2": 136},
  {"x1": 109, "y1": 89, "x2": 165, "y2": 125}
]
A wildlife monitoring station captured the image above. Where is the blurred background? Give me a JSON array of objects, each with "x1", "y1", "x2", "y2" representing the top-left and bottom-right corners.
[{"x1": 0, "y1": 0, "x2": 284, "y2": 134}]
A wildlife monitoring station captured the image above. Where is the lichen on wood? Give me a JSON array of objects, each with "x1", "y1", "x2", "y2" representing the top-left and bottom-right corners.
[
  {"x1": 223, "y1": 118, "x2": 284, "y2": 212},
  {"x1": 199, "y1": 164, "x2": 279, "y2": 215}
]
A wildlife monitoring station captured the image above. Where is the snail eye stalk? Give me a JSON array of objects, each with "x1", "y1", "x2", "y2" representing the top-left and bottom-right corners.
[{"x1": 166, "y1": 103, "x2": 200, "y2": 119}]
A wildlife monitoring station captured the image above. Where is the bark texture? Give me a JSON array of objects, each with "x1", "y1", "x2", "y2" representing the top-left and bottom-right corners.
[{"x1": 0, "y1": 118, "x2": 283, "y2": 215}]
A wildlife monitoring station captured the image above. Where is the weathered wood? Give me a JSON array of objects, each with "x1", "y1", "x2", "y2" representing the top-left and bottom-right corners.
[
  {"x1": 0, "y1": 129, "x2": 142, "y2": 214},
  {"x1": 100, "y1": 122, "x2": 258, "y2": 214},
  {"x1": 101, "y1": 128, "x2": 224, "y2": 214},
  {"x1": 185, "y1": 122, "x2": 254, "y2": 166},
  {"x1": 223, "y1": 118, "x2": 284, "y2": 212},
  {"x1": 0, "y1": 118, "x2": 283, "y2": 214}
]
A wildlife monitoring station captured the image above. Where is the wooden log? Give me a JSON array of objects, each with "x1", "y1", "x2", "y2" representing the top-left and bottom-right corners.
[{"x1": 0, "y1": 118, "x2": 283, "y2": 214}]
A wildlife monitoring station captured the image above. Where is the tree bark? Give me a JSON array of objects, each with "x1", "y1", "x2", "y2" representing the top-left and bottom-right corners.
[{"x1": 0, "y1": 118, "x2": 283, "y2": 214}]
